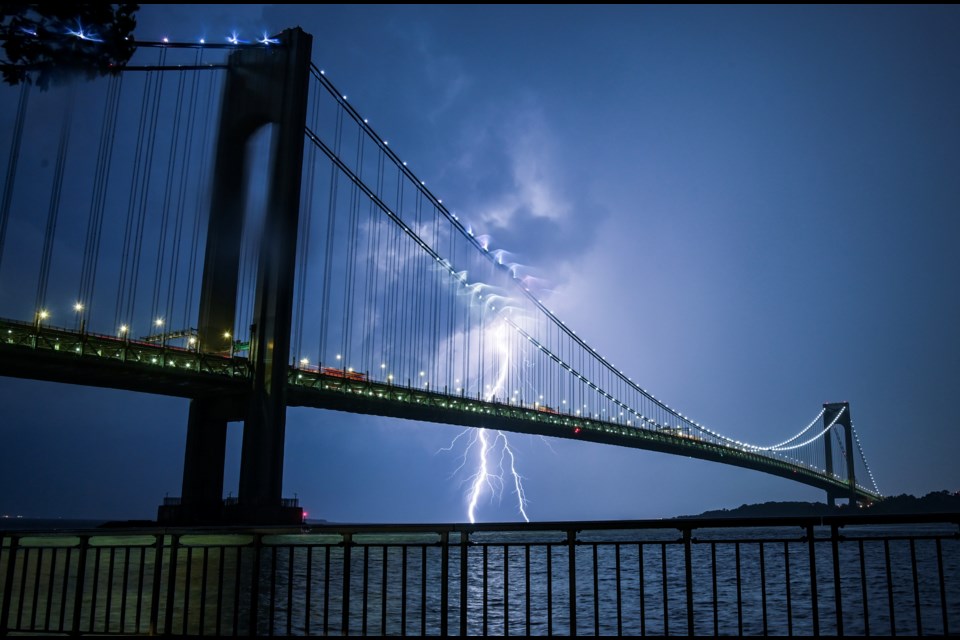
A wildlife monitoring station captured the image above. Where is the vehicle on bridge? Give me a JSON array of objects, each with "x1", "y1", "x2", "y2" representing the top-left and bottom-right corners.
[{"x1": 320, "y1": 366, "x2": 368, "y2": 382}]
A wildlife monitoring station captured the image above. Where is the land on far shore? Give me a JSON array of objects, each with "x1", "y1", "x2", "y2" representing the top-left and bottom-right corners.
[{"x1": 680, "y1": 490, "x2": 960, "y2": 519}]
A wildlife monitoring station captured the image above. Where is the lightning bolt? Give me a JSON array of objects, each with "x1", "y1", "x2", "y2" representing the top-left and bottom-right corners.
[
  {"x1": 498, "y1": 431, "x2": 529, "y2": 521},
  {"x1": 438, "y1": 317, "x2": 531, "y2": 523},
  {"x1": 450, "y1": 427, "x2": 529, "y2": 524},
  {"x1": 467, "y1": 429, "x2": 492, "y2": 523}
]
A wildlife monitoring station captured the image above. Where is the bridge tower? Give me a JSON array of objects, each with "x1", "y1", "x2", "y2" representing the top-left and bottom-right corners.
[
  {"x1": 823, "y1": 401, "x2": 857, "y2": 507},
  {"x1": 159, "y1": 28, "x2": 312, "y2": 525}
]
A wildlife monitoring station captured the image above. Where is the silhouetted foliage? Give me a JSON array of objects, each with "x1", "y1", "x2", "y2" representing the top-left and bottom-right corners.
[
  {"x1": 865, "y1": 490, "x2": 960, "y2": 515},
  {"x1": 1, "y1": 4, "x2": 138, "y2": 89},
  {"x1": 682, "y1": 490, "x2": 960, "y2": 519}
]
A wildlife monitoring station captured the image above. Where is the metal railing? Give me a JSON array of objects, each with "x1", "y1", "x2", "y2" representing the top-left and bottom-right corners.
[{"x1": 1, "y1": 512, "x2": 956, "y2": 636}]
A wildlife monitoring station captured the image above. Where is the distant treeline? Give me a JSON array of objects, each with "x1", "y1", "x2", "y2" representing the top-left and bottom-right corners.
[{"x1": 682, "y1": 490, "x2": 960, "y2": 519}]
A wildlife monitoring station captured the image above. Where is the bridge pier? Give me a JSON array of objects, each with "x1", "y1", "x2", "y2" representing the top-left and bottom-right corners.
[
  {"x1": 159, "y1": 28, "x2": 312, "y2": 526},
  {"x1": 163, "y1": 399, "x2": 230, "y2": 524}
]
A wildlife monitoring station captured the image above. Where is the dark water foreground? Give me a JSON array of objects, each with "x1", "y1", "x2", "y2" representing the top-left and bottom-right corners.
[{"x1": 1, "y1": 513, "x2": 957, "y2": 636}]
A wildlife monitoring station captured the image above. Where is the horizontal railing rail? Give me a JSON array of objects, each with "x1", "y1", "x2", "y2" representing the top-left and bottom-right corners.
[{"x1": 1, "y1": 513, "x2": 956, "y2": 636}]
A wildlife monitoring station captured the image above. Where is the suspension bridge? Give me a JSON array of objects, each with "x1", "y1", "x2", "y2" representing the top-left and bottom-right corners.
[{"x1": 0, "y1": 29, "x2": 881, "y2": 524}]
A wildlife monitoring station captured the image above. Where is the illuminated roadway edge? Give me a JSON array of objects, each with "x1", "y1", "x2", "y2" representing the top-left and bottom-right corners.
[{"x1": 0, "y1": 317, "x2": 880, "y2": 502}]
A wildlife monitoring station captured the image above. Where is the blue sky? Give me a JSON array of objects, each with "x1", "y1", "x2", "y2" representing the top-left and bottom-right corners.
[{"x1": 0, "y1": 5, "x2": 957, "y2": 522}]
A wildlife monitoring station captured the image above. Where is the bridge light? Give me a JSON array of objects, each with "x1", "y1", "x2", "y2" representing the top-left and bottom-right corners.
[
  {"x1": 74, "y1": 302, "x2": 84, "y2": 312},
  {"x1": 155, "y1": 318, "x2": 164, "y2": 328},
  {"x1": 199, "y1": 38, "x2": 205, "y2": 44},
  {"x1": 38, "y1": 310, "x2": 49, "y2": 320},
  {"x1": 420, "y1": 371, "x2": 425, "y2": 377},
  {"x1": 336, "y1": 354, "x2": 341, "y2": 360},
  {"x1": 380, "y1": 363, "x2": 386, "y2": 369},
  {"x1": 118, "y1": 324, "x2": 128, "y2": 335},
  {"x1": 300, "y1": 358, "x2": 309, "y2": 366},
  {"x1": 162, "y1": 37, "x2": 169, "y2": 43},
  {"x1": 188, "y1": 337, "x2": 197, "y2": 346},
  {"x1": 223, "y1": 331, "x2": 230, "y2": 339}
]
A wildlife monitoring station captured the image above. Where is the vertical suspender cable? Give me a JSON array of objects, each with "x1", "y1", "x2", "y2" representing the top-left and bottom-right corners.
[
  {"x1": 0, "y1": 81, "x2": 30, "y2": 282},
  {"x1": 182, "y1": 62, "x2": 217, "y2": 332},
  {"x1": 34, "y1": 84, "x2": 75, "y2": 317},
  {"x1": 365, "y1": 149, "x2": 385, "y2": 373},
  {"x1": 127, "y1": 48, "x2": 166, "y2": 331},
  {"x1": 151, "y1": 67, "x2": 187, "y2": 331},
  {"x1": 164, "y1": 52, "x2": 204, "y2": 338},
  {"x1": 294, "y1": 76, "x2": 321, "y2": 364},
  {"x1": 385, "y1": 172, "x2": 403, "y2": 377},
  {"x1": 341, "y1": 125, "x2": 363, "y2": 368},
  {"x1": 115, "y1": 62, "x2": 156, "y2": 331},
  {"x1": 411, "y1": 191, "x2": 425, "y2": 375},
  {"x1": 431, "y1": 203, "x2": 441, "y2": 386},
  {"x1": 79, "y1": 73, "x2": 123, "y2": 324},
  {"x1": 317, "y1": 106, "x2": 343, "y2": 364}
]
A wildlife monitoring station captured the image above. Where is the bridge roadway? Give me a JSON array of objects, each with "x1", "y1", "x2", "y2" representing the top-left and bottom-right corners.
[{"x1": 0, "y1": 317, "x2": 880, "y2": 502}]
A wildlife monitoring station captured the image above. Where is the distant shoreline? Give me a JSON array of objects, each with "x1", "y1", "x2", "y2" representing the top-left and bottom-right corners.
[
  {"x1": 679, "y1": 490, "x2": 960, "y2": 519},
  {"x1": 3, "y1": 491, "x2": 957, "y2": 530}
]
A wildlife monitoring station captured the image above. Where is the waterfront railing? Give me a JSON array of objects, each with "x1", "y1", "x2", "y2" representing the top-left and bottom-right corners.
[{"x1": 1, "y1": 513, "x2": 957, "y2": 636}]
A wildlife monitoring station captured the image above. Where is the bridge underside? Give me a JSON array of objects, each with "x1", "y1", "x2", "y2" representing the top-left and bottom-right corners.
[
  {"x1": 0, "y1": 322, "x2": 879, "y2": 506},
  {"x1": 0, "y1": 339, "x2": 245, "y2": 404},
  {"x1": 288, "y1": 385, "x2": 873, "y2": 502}
]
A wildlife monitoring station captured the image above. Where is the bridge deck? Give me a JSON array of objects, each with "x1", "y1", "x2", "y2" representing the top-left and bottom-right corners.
[{"x1": 0, "y1": 317, "x2": 880, "y2": 502}]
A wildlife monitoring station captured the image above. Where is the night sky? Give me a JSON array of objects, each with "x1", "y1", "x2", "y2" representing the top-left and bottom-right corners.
[{"x1": 1, "y1": 5, "x2": 957, "y2": 523}]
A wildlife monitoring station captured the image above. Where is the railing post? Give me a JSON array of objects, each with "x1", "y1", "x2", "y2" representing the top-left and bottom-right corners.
[
  {"x1": 341, "y1": 533, "x2": 352, "y2": 635},
  {"x1": 567, "y1": 529, "x2": 577, "y2": 636},
  {"x1": 684, "y1": 528, "x2": 694, "y2": 634},
  {"x1": 164, "y1": 534, "x2": 180, "y2": 635},
  {"x1": 148, "y1": 534, "x2": 164, "y2": 635},
  {"x1": 0, "y1": 536, "x2": 19, "y2": 636},
  {"x1": 831, "y1": 524, "x2": 843, "y2": 636},
  {"x1": 936, "y1": 538, "x2": 948, "y2": 636},
  {"x1": 459, "y1": 530, "x2": 468, "y2": 636},
  {"x1": 440, "y1": 531, "x2": 449, "y2": 636},
  {"x1": 71, "y1": 535, "x2": 89, "y2": 635},
  {"x1": 807, "y1": 524, "x2": 819, "y2": 636},
  {"x1": 250, "y1": 534, "x2": 261, "y2": 635}
]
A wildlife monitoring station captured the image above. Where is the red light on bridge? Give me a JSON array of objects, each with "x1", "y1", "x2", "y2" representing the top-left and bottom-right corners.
[{"x1": 574, "y1": 427, "x2": 581, "y2": 434}]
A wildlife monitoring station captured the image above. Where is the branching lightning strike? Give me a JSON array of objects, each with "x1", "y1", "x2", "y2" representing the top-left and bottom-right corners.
[{"x1": 438, "y1": 316, "x2": 532, "y2": 523}]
